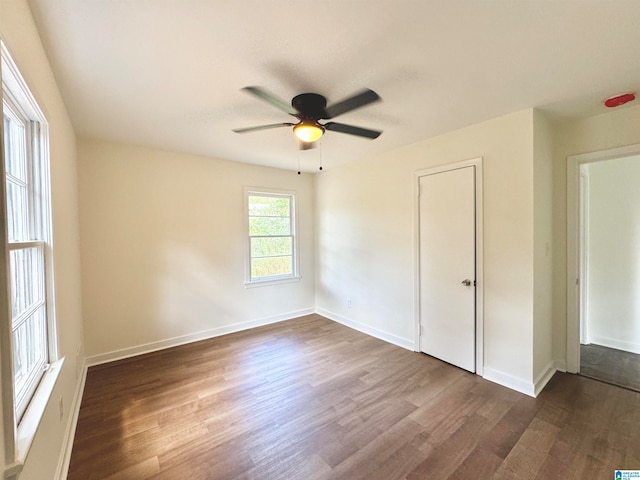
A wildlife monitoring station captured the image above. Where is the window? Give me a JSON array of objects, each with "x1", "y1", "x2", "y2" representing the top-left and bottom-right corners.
[
  {"x1": 246, "y1": 189, "x2": 299, "y2": 285},
  {"x1": 2, "y1": 43, "x2": 56, "y2": 427}
]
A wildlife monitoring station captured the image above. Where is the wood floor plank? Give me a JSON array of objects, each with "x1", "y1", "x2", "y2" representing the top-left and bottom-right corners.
[
  {"x1": 448, "y1": 446, "x2": 503, "y2": 480},
  {"x1": 103, "y1": 457, "x2": 160, "y2": 480},
  {"x1": 67, "y1": 314, "x2": 640, "y2": 480},
  {"x1": 406, "y1": 413, "x2": 493, "y2": 479},
  {"x1": 330, "y1": 418, "x2": 426, "y2": 480},
  {"x1": 533, "y1": 440, "x2": 578, "y2": 480},
  {"x1": 490, "y1": 418, "x2": 560, "y2": 480}
]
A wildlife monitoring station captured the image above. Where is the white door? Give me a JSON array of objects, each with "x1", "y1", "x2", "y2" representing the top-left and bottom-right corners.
[{"x1": 419, "y1": 166, "x2": 476, "y2": 372}]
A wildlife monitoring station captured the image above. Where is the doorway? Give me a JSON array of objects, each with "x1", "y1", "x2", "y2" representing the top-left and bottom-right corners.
[
  {"x1": 415, "y1": 158, "x2": 483, "y2": 375},
  {"x1": 567, "y1": 144, "x2": 640, "y2": 391}
]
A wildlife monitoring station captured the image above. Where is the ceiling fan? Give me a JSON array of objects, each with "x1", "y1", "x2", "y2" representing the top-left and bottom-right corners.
[{"x1": 233, "y1": 86, "x2": 382, "y2": 149}]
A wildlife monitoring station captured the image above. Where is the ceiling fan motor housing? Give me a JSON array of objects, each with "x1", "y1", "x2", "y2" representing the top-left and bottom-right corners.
[{"x1": 292, "y1": 93, "x2": 328, "y2": 120}]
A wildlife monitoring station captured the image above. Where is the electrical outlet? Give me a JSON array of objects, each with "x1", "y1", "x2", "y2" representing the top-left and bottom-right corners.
[
  {"x1": 347, "y1": 299, "x2": 352, "y2": 309},
  {"x1": 58, "y1": 397, "x2": 64, "y2": 421}
]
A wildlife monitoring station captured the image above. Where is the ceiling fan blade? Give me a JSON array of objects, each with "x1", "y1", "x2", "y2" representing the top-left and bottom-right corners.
[
  {"x1": 299, "y1": 141, "x2": 316, "y2": 151},
  {"x1": 323, "y1": 89, "x2": 381, "y2": 119},
  {"x1": 233, "y1": 122, "x2": 294, "y2": 134},
  {"x1": 242, "y1": 86, "x2": 297, "y2": 115},
  {"x1": 324, "y1": 122, "x2": 382, "y2": 139}
]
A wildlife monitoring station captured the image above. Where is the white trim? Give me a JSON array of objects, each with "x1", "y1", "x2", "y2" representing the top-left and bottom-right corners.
[
  {"x1": 566, "y1": 143, "x2": 640, "y2": 373},
  {"x1": 3, "y1": 463, "x2": 22, "y2": 480},
  {"x1": 86, "y1": 308, "x2": 315, "y2": 366},
  {"x1": 316, "y1": 308, "x2": 414, "y2": 351},
  {"x1": 244, "y1": 187, "x2": 299, "y2": 286},
  {"x1": 533, "y1": 361, "x2": 557, "y2": 397},
  {"x1": 413, "y1": 157, "x2": 484, "y2": 375},
  {"x1": 482, "y1": 366, "x2": 536, "y2": 397},
  {"x1": 578, "y1": 170, "x2": 590, "y2": 344},
  {"x1": 244, "y1": 275, "x2": 301, "y2": 289},
  {"x1": 55, "y1": 360, "x2": 87, "y2": 480},
  {"x1": 15, "y1": 358, "x2": 64, "y2": 463},
  {"x1": 589, "y1": 336, "x2": 640, "y2": 355},
  {"x1": 1, "y1": 43, "x2": 47, "y2": 123}
]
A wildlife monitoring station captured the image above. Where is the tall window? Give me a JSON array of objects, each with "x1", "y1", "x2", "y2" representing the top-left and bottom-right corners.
[
  {"x1": 2, "y1": 44, "x2": 54, "y2": 422},
  {"x1": 246, "y1": 190, "x2": 298, "y2": 285}
]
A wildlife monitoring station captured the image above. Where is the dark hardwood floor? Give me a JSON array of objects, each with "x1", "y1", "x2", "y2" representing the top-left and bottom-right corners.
[
  {"x1": 68, "y1": 314, "x2": 640, "y2": 479},
  {"x1": 581, "y1": 343, "x2": 640, "y2": 392}
]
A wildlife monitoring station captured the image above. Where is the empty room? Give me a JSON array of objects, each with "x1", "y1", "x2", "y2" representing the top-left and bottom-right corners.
[{"x1": 1, "y1": 1, "x2": 640, "y2": 479}]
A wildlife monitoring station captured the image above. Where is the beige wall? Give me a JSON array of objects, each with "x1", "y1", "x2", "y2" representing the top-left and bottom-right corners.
[
  {"x1": 316, "y1": 109, "x2": 540, "y2": 391},
  {"x1": 552, "y1": 104, "x2": 640, "y2": 367},
  {"x1": 78, "y1": 139, "x2": 316, "y2": 359},
  {"x1": 532, "y1": 110, "x2": 554, "y2": 383},
  {"x1": 0, "y1": 0, "x2": 84, "y2": 478}
]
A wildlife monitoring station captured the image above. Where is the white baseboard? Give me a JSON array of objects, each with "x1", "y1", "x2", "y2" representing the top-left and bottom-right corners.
[
  {"x1": 482, "y1": 367, "x2": 536, "y2": 397},
  {"x1": 554, "y1": 359, "x2": 567, "y2": 373},
  {"x1": 483, "y1": 361, "x2": 560, "y2": 398},
  {"x1": 55, "y1": 359, "x2": 88, "y2": 480},
  {"x1": 589, "y1": 335, "x2": 640, "y2": 355},
  {"x1": 86, "y1": 308, "x2": 315, "y2": 366},
  {"x1": 533, "y1": 361, "x2": 557, "y2": 397},
  {"x1": 316, "y1": 308, "x2": 414, "y2": 351}
]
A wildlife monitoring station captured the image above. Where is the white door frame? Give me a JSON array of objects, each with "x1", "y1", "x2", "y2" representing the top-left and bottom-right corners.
[
  {"x1": 578, "y1": 171, "x2": 590, "y2": 345},
  {"x1": 566, "y1": 143, "x2": 640, "y2": 373},
  {"x1": 414, "y1": 157, "x2": 484, "y2": 376}
]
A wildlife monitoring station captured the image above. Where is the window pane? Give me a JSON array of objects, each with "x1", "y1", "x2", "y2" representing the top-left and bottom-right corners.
[
  {"x1": 249, "y1": 217, "x2": 290, "y2": 236},
  {"x1": 5, "y1": 179, "x2": 29, "y2": 241},
  {"x1": 9, "y1": 246, "x2": 44, "y2": 322},
  {"x1": 251, "y1": 255, "x2": 292, "y2": 279},
  {"x1": 13, "y1": 305, "x2": 47, "y2": 406},
  {"x1": 251, "y1": 237, "x2": 292, "y2": 257},
  {"x1": 3, "y1": 111, "x2": 28, "y2": 182},
  {"x1": 248, "y1": 195, "x2": 290, "y2": 217}
]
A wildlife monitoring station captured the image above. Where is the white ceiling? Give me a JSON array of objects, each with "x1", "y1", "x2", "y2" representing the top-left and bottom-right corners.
[{"x1": 28, "y1": 0, "x2": 640, "y2": 172}]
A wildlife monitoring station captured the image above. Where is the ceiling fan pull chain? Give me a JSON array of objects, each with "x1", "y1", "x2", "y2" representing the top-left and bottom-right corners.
[
  {"x1": 319, "y1": 141, "x2": 323, "y2": 171},
  {"x1": 297, "y1": 150, "x2": 301, "y2": 175}
]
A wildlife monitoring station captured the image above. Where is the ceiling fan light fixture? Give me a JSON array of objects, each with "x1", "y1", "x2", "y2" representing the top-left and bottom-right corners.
[{"x1": 293, "y1": 122, "x2": 324, "y2": 143}]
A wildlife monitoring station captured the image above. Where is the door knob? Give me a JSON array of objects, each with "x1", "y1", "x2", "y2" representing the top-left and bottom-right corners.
[{"x1": 461, "y1": 279, "x2": 472, "y2": 286}]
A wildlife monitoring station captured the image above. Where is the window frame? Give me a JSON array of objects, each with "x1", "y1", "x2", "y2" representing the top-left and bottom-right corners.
[
  {"x1": 1, "y1": 41, "x2": 62, "y2": 473},
  {"x1": 4, "y1": 93, "x2": 50, "y2": 421},
  {"x1": 244, "y1": 187, "x2": 300, "y2": 287}
]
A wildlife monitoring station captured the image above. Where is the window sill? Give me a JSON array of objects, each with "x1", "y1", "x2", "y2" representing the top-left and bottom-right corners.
[
  {"x1": 11, "y1": 357, "x2": 65, "y2": 475},
  {"x1": 244, "y1": 275, "x2": 301, "y2": 288}
]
